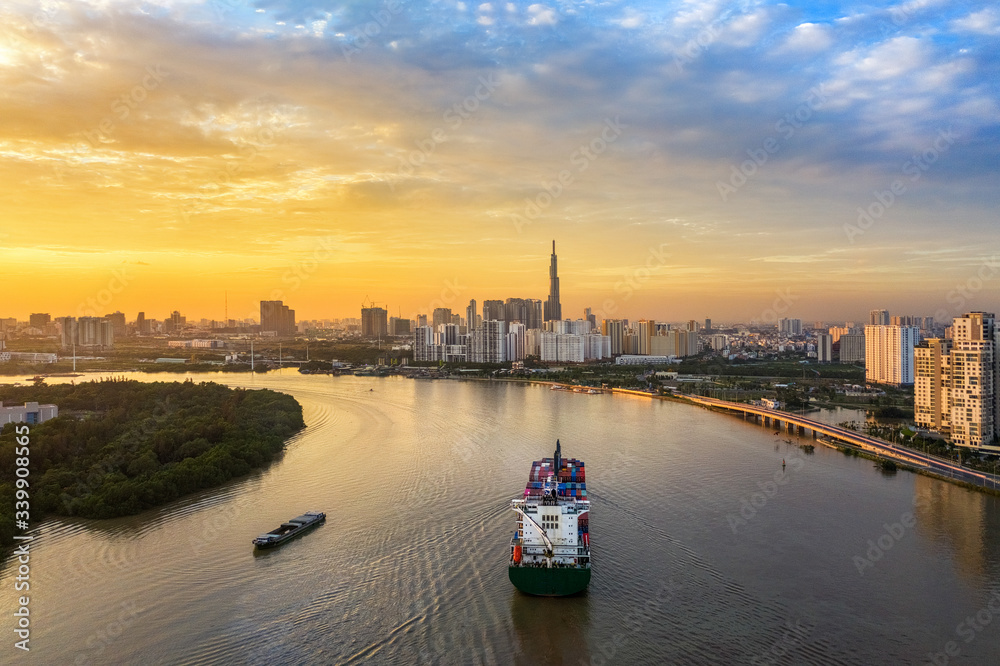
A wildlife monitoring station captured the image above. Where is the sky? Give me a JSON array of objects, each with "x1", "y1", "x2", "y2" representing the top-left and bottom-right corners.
[{"x1": 1, "y1": 0, "x2": 999, "y2": 324}]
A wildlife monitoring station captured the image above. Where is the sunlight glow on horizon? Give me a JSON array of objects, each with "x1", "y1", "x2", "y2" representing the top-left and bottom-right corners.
[{"x1": 2, "y1": 0, "x2": 999, "y2": 322}]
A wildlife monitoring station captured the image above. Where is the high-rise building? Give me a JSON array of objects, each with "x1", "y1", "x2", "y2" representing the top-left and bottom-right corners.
[
  {"x1": 543, "y1": 240, "x2": 561, "y2": 322},
  {"x1": 704, "y1": 318, "x2": 712, "y2": 333},
  {"x1": 540, "y1": 332, "x2": 587, "y2": 363},
  {"x1": 60, "y1": 316, "x2": 114, "y2": 349},
  {"x1": 828, "y1": 326, "x2": 850, "y2": 343},
  {"x1": 778, "y1": 318, "x2": 802, "y2": 335},
  {"x1": 504, "y1": 298, "x2": 541, "y2": 329},
  {"x1": 58, "y1": 317, "x2": 76, "y2": 350},
  {"x1": 636, "y1": 320, "x2": 656, "y2": 355},
  {"x1": 526, "y1": 299, "x2": 543, "y2": 330},
  {"x1": 417, "y1": 314, "x2": 428, "y2": 328},
  {"x1": 261, "y1": 301, "x2": 296, "y2": 336},
  {"x1": 839, "y1": 333, "x2": 865, "y2": 362},
  {"x1": 506, "y1": 322, "x2": 527, "y2": 361},
  {"x1": 915, "y1": 338, "x2": 953, "y2": 433},
  {"x1": 817, "y1": 333, "x2": 833, "y2": 363},
  {"x1": 432, "y1": 307, "x2": 453, "y2": 330},
  {"x1": 945, "y1": 313, "x2": 997, "y2": 449},
  {"x1": 390, "y1": 317, "x2": 411, "y2": 336},
  {"x1": 135, "y1": 312, "x2": 149, "y2": 335},
  {"x1": 469, "y1": 320, "x2": 506, "y2": 363},
  {"x1": 482, "y1": 300, "x2": 504, "y2": 322},
  {"x1": 414, "y1": 326, "x2": 437, "y2": 362},
  {"x1": 361, "y1": 306, "x2": 388, "y2": 339},
  {"x1": 865, "y1": 325, "x2": 919, "y2": 385},
  {"x1": 869, "y1": 309, "x2": 890, "y2": 326},
  {"x1": 165, "y1": 310, "x2": 186, "y2": 334},
  {"x1": 466, "y1": 300, "x2": 480, "y2": 331},
  {"x1": 29, "y1": 313, "x2": 50, "y2": 329},
  {"x1": 708, "y1": 334, "x2": 728, "y2": 351},
  {"x1": 436, "y1": 323, "x2": 459, "y2": 346},
  {"x1": 602, "y1": 319, "x2": 625, "y2": 355},
  {"x1": 915, "y1": 313, "x2": 1000, "y2": 451},
  {"x1": 105, "y1": 311, "x2": 127, "y2": 338}
]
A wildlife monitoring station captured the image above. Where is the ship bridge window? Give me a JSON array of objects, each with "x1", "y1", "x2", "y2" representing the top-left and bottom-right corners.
[{"x1": 542, "y1": 514, "x2": 560, "y2": 531}]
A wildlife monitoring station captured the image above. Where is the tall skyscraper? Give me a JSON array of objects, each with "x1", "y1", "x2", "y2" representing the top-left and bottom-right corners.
[
  {"x1": 432, "y1": 307, "x2": 452, "y2": 329},
  {"x1": 361, "y1": 306, "x2": 388, "y2": 339},
  {"x1": 505, "y1": 297, "x2": 542, "y2": 329},
  {"x1": 260, "y1": 301, "x2": 295, "y2": 336},
  {"x1": 482, "y1": 300, "x2": 504, "y2": 322},
  {"x1": 466, "y1": 299, "x2": 480, "y2": 331},
  {"x1": 526, "y1": 299, "x2": 543, "y2": 330},
  {"x1": 544, "y1": 240, "x2": 561, "y2": 322},
  {"x1": 865, "y1": 324, "x2": 919, "y2": 385}
]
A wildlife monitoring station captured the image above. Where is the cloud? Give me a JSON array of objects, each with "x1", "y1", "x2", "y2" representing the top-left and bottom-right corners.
[
  {"x1": 951, "y1": 8, "x2": 1000, "y2": 35},
  {"x1": 526, "y1": 4, "x2": 557, "y2": 26},
  {"x1": 2, "y1": 0, "x2": 999, "y2": 320},
  {"x1": 780, "y1": 22, "x2": 833, "y2": 52}
]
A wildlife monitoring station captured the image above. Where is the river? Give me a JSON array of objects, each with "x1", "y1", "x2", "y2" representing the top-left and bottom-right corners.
[{"x1": 2, "y1": 371, "x2": 999, "y2": 664}]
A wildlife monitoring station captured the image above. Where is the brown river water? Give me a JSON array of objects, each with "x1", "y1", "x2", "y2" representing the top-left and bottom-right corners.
[{"x1": 2, "y1": 371, "x2": 999, "y2": 664}]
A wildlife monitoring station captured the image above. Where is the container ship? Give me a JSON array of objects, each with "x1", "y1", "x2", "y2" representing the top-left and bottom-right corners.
[
  {"x1": 252, "y1": 511, "x2": 326, "y2": 549},
  {"x1": 509, "y1": 440, "x2": 591, "y2": 596}
]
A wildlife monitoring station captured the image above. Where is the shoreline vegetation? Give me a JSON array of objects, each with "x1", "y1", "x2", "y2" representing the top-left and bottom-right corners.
[{"x1": 0, "y1": 378, "x2": 304, "y2": 547}]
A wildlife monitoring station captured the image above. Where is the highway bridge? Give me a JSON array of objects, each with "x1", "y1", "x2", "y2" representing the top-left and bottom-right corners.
[{"x1": 684, "y1": 395, "x2": 1000, "y2": 490}]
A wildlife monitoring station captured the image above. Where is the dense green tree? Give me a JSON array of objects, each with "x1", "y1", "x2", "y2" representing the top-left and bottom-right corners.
[{"x1": 0, "y1": 379, "x2": 303, "y2": 546}]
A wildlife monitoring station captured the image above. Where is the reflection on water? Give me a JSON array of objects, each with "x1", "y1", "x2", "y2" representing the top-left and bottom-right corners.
[
  {"x1": 511, "y1": 590, "x2": 591, "y2": 665},
  {"x1": 0, "y1": 371, "x2": 998, "y2": 664},
  {"x1": 914, "y1": 473, "x2": 1000, "y2": 584}
]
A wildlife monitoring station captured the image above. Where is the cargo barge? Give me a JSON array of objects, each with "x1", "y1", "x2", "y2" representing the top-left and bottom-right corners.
[
  {"x1": 509, "y1": 440, "x2": 591, "y2": 596},
  {"x1": 252, "y1": 511, "x2": 326, "y2": 549}
]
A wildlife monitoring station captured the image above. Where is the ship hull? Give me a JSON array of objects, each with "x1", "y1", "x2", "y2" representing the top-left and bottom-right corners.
[{"x1": 508, "y1": 566, "x2": 591, "y2": 596}]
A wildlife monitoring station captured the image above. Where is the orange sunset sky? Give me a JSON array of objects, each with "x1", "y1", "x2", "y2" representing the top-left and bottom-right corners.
[{"x1": 2, "y1": 0, "x2": 999, "y2": 323}]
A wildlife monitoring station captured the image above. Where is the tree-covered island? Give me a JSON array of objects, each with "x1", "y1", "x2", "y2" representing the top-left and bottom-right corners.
[{"x1": 0, "y1": 379, "x2": 304, "y2": 546}]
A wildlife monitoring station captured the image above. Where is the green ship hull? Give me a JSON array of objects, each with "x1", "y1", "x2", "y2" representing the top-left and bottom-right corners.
[{"x1": 508, "y1": 566, "x2": 591, "y2": 596}]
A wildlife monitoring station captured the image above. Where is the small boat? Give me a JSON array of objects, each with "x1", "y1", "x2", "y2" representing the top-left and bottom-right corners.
[{"x1": 252, "y1": 511, "x2": 326, "y2": 549}]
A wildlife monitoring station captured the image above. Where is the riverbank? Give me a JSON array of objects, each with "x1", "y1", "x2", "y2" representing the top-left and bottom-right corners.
[
  {"x1": 0, "y1": 379, "x2": 304, "y2": 547},
  {"x1": 584, "y1": 385, "x2": 1000, "y2": 498}
]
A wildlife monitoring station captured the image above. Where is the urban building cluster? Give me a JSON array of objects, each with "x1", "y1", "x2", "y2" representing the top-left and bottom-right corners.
[{"x1": 914, "y1": 312, "x2": 1000, "y2": 452}]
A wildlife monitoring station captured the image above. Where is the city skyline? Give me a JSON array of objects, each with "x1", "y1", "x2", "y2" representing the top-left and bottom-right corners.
[{"x1": 3, "y1": 1, "x2": 999, "y2": 321}]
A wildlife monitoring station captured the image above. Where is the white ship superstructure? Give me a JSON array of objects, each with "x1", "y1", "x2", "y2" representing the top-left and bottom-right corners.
[{"x1": 510, "y1": 440, "x2": 590, "y2": 569}]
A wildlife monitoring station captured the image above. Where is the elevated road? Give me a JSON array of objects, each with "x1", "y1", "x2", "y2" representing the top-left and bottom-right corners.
[{"x1": 685, "y1": 395, "x2": 999, "y2": 490}]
